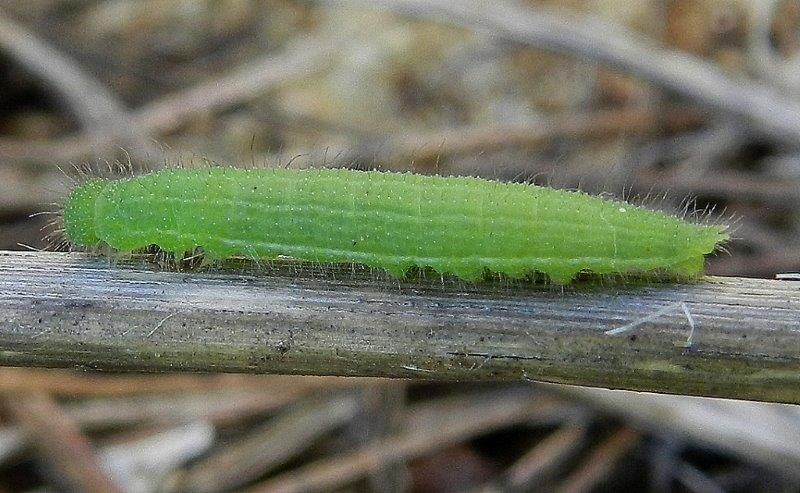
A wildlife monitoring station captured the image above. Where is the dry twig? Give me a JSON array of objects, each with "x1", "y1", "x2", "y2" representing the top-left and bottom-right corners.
[
  {"x1": 327, "y1": 0, "x2": 800, "y2": 142},
  {"x1": 0, "y1": 251, "x2": 798, "y2": 403},
  {"x1": 4, "y1": 392, "x2": 122, "y2": 493},
  {"x1": 0, "y1": 9, "x2": 154, "y2": 160},
  {"x1": 169, "y1": 393, "x2": 361, "y2": 493},
  {"x1": 243, "y1": 389, "x2": 566, "y2": 493}
]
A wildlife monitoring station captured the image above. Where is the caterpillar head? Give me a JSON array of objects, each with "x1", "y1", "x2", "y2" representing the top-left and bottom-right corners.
[{"x1": 62, "y1": 179, "x2": 107, "y2": 247}]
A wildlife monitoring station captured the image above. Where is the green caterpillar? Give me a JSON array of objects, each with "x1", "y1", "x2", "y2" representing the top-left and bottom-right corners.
[{"x1": 61, "y1": 167, "x2": 728, "y2": 283}]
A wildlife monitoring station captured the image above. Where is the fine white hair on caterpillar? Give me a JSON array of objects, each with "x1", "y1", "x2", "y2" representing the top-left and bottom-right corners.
[{"x1": 53, "y1": 162, "x2": 729, "y2": 285}]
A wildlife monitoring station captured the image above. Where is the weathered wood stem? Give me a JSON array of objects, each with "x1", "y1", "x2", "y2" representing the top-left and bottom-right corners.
[{"x1": 0, "y1": 251, "x2": 797, "y2": 403}]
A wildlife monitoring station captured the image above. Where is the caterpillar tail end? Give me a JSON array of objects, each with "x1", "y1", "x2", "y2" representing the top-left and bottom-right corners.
[{"x1": 62, "y1": 179, "x2": 107, "y2": 247}]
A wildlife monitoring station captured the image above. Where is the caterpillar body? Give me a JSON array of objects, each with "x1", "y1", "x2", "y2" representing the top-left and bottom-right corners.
[{"x1": 61, "y1": 167, "x2": 728, "y2": 283}]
